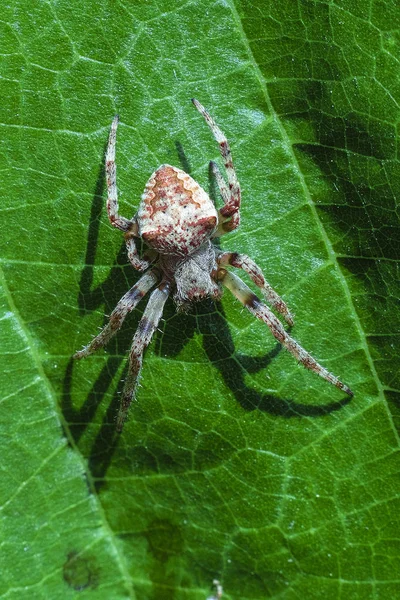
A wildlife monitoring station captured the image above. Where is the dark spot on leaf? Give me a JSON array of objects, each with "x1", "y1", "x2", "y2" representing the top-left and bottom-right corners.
[
  {"x1": 63, "y1": 551, "x2": 100, "y2": 591},
  {"x1": 145, "y1": 519, "x2": 184, "y2": 562}
]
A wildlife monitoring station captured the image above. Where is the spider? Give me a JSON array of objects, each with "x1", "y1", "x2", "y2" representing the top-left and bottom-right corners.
[{"x1": 74, "y1": 98, "x2": 353, "y2": 432}]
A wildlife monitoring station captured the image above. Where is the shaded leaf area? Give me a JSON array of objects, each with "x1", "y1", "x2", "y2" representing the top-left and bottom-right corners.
[
  {"x1": 0, "y1": 0, "x2": 399, "y2": 599},
  {"x1": 238, "y1": 0, "x2": 400, "y2": 401}
]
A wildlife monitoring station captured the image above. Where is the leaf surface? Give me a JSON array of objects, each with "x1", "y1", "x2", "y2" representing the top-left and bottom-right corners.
[{"x1": 1, "y1": 0, "x2": 399, "y2": 598}]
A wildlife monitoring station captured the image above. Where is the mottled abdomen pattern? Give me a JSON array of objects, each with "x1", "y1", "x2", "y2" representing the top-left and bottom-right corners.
[{"x1": 137, "y1": 165, "x2": 218, "y2": 256}]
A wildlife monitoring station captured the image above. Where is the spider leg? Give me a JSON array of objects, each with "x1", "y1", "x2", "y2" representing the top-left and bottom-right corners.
[
  {"x1": 210, "y1": 161, "x2": 240, "y2": 235},
  {"x1": 106, "y1": 115, "x2": 132, "y2": 232},
  {"x1": 217, "y1": 251, "x2": 294, "y2": 326},
  {"x1": 218, "y1": 268, "x2": 353, "y2": 396},
  {"x1": 117, "y1": 281, "x2": 170, "y2": 432},
  {"x1": 106, "y1": 116, "x2": 152, "y2": 272},
  {"x1": 192, "y1": 99, "x2": 241, "y2": 233},
  {"x1": 73, "y1": 270, "x2": 159, "y2": 359},
  {"x1": 125, "y1": 234, "x2": 157, "y2": 272}
]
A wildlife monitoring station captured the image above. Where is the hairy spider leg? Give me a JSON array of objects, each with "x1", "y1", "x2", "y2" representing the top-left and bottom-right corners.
[
  {"x1": 73, "y1": 270, "x2": 159, "y2": 359},
  {"x1": 218, "y1": 268, "x2": 353, "y2": 396},
  {"x1": 209, "y1": 161, "x2": 240, "y2": 234},
  {"x1": 117, "y1": 282, "x2": 170, "y2": 432},
  {"x1": 106, "y1": 115, "x2": 131, "y2": 232},
  {"x1": 106, "y1": 115, "x2": 152, "y2": 272},
  {"x1": 192, "y1": 99, "x2": 241, "y2": 233},
  {"x1": 217, "y1": 251, "x2": 294, "y2": 326}
]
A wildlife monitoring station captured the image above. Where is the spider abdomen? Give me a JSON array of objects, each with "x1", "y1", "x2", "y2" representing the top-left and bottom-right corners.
[{"x1": 137, "y1": 164, "x2": 217, "y2": 256}]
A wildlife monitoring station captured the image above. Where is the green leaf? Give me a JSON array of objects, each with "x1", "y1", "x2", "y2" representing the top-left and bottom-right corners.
[{"x1": 1, "y1": 0, "x2": 399, "y2": 598}]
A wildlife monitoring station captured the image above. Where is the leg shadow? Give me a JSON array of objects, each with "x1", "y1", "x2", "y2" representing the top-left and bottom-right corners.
[{"x1": 158, "y1": 298, "x2": 353, "y2": 418}]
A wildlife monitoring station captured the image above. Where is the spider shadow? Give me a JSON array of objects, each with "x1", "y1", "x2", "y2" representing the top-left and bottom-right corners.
[
  {"x1": 156, "y1": 298, "x2": 352, "y2": 417},
  {"x1": 62, "y1": 152, "x2": 140, "y2": 479},
  {"x1": 62, "y1": 138, "x2": 352, "y2": 488}
]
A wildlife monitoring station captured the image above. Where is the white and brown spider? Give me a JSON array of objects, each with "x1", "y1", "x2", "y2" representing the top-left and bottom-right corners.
[{"x1": 74, "y1": 99, "x2": 353, "y2": 432}]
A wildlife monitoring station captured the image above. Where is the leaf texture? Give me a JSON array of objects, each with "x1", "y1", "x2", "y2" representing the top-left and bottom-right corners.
[{"x1": 1, "y1": 1, "x2": 399, "y2": 598}]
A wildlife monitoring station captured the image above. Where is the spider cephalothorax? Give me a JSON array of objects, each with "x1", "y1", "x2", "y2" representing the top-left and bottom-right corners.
[
  {"x1": 160, "y1": 242, "x2": 221, "y2": 309},
  {"x1": 74, "y1": 99, "x2": 353, "y2": 432}
]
